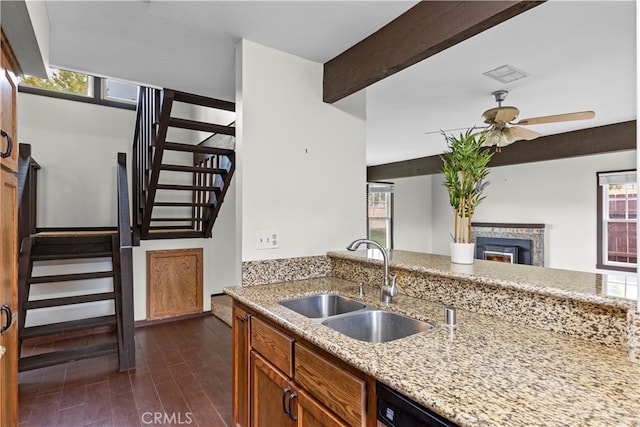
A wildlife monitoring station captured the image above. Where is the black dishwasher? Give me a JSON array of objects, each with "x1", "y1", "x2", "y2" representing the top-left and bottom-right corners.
[{"x1": 377, "y1": 382, "x2": 458, "y2": 427}]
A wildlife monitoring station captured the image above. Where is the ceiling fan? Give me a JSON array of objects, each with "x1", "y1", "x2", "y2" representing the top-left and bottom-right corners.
[
  {"x1": 479, "y1": 90, "x2": 595, "y2": 151},
  {"x1": 428, "y1": 90, "x2": 595, "y2": 152}
]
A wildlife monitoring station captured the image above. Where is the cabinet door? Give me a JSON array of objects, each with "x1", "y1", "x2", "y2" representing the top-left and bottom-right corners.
[
  {"x1": 295, "y1": 388, "x2": 348, "y2": 427},
  {"x1": 1, "y1": 33, "x2": 18, "y2": 172},
  {"x1": 233, "y1": 304, "x2": 251, "y2": 427},
  {"x1": 0, "y1": 168, "x2": 18, "y2": 426},
  {"x1": 251, "y1": 351, "x2": 296, "y2": 427}
]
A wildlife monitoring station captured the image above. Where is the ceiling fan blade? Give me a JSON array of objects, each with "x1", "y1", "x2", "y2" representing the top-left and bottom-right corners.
[
  {"x1": 509, "y1": 126, "x2": 541, "y2": 141},
  {"x1": 515, "y1": 110, "x2": 595, "y2": 126},
  {"x1": 424, "y1": 126, "x2": 486, "y2": 135},
  {"x1": 494, "y1": 107, "x2": 518, "y2": 123}
]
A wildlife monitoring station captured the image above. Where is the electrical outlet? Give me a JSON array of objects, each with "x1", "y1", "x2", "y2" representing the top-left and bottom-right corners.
[{"x1": 256, "y1": 230, "x2": 279, "y2": 249}]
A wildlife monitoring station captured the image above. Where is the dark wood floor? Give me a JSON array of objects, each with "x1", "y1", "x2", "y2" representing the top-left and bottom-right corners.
[{"x1": 17, "y1": 315, "x2": 233, "y2": 427}]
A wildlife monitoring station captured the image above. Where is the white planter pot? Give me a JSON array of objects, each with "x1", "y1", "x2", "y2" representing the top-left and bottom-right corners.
[{"x1": 450, "y1": 242, "x2": 475, "y2": 265}]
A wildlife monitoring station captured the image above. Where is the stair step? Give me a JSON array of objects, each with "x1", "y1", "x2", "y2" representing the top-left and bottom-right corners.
[
  {"x1": 163, "y1": 142, "x2": 234, "y2": 156},
  {"x1": 27, "y1": 271, "x2": 114, "y2": 284},
  {"x1": 21, "y1": 316, "x2": 117, "y2": 340},
  {"x1": 18, "y1": 342, "x2": 118, "y2": 372},
  {"x1": 30, "y1": 234, "x2": 114, "y2": 260},
  {"x1": 24, "y1": 292, "x2": 116, "y2": 310},
  {"x1": 154, "y1": 202, "x2": 215, "y2": 208},
  {"x1": 172, "y1": 91, "x2": 235, "y2": 111},
  {"x1": 157, "y1": 184, "x2": 221, "y2": 192},
  {"x1": 146, "y1": 230, "x2": 205, "y2": 239},
  {"x1": 160, "y1": 163, "x2": 227, "y2": 174},
  {"x1": 150, "y1": 218, "x2": 197, "y2": 222},
  {"x1": 168, "y1": 118, "x2": 235, "y2": 136},
  {"x1": 31, "y1": 252, "x2": 113, "y2": 261}
]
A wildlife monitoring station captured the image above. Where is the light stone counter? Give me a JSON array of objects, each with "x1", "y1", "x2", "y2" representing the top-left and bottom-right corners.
[
  {"x1": 225, "y1": 277, "x2": 640, "y2": 427},
  {"x1": 329, "y1": 250, "x2": 638, "y2": 355},
  {"x1": 328, "y1": 250, "x2": 636, "y2": 309}
]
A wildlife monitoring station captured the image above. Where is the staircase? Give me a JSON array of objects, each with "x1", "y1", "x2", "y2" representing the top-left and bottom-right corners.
[
  {"x1": 17, "y1": 152, "x2": 135, "y2": 372},
  {"x1": 133, "y1": 87, "x2": 236, "y2": 242},
  {"x1": 17, "y1": 233, "x2": 128, "y2": 371}
]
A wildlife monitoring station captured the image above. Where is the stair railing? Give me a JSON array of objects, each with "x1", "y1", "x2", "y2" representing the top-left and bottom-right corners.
[
  {"x1": 132, "y1": 86, "x2": 173, "y2": 240},
  {"x1": 17, "y1": 143, "x2": 41, "y2": 244},
  {"x1": 115, "y1": 152, "x2": 135, "y2": 371}
]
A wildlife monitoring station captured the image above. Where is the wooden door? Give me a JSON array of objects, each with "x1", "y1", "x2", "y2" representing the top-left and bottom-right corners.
[
  {"x1": 251, "y1": 351, "x2": 296, "y2": 427},
  {"x1": 233, "y1": 304, "x2": 251, "y2": 427},
  {"x1": 0, "y1": 168, "x2": 18, "y2": 426},
  {"x1": 1, "y1": 30, "x2": 18, "y2": 172}
]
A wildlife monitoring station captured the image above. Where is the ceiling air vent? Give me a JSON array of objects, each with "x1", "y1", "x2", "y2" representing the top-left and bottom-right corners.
[{"x1": 483, "y1": 64, "x2": 528, "y2": 83}]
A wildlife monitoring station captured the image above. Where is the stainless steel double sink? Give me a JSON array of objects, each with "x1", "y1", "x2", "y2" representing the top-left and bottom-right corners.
[{"x1": 278, "y1": 293, "x2": 433, "y2": 343}]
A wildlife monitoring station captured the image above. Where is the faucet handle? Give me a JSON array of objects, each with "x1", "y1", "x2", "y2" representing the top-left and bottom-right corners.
[
  {"x1": 358, "y1": 283, "x2": 365, "y2": 297},
  {"x1": 389, "y1": 274, "x2": 398, "y2": 296}
]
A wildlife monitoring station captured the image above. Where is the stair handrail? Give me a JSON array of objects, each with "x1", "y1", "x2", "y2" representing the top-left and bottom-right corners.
[
  {"x1": 115, "y1": 152, "x2": 135, "y2": 370},
  {"x1": 17, "y1": 143, "x2": 41, "y2": 244}
]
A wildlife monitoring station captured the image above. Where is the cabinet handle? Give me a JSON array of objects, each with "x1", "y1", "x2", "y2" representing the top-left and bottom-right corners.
[
  {"x1": 239, "y1": 316, "x2": 248, "y2": 323},
  {"x1": 282, "y1": 386, "x2": 292, "y2": 416},
  {"x1": 288, "y1": 392, "x2": 298, "y2": 421},
  {"x1": 1, "y1": 129, "x2": 12, "y2": 159},
  {"x1": 0, "y1": 304, "x2": 12, "y2": 333}
]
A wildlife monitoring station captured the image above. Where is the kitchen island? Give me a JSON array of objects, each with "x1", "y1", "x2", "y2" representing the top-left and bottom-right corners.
[{"x1": 225, "y1": 250, "x2": 640, "y2": 426}]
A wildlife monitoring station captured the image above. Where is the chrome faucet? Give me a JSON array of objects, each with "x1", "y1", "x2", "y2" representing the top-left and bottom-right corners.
[{"x1": 346, "y1": 239, "x2": 397, "y2": 303}]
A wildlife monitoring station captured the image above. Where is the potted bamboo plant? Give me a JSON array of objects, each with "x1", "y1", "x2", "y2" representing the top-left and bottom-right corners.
[{"x1": 440, "y1": 129, "x2": 494, "y2": 264}]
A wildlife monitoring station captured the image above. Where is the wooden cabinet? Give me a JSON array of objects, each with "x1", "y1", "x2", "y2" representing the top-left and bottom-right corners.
[
  {"x1": 251, "y1": 351, "x2": 346, "y2": 427},
  {"x1": 1, "y1": 31, "x2": 18, "y2": 172},
  {"x1": 233, "y1": 305, "x2": 251, "y2": 427},
  {"x1": 232, "y1": 301, "x2": 369, "y2": 427},
  {"x1": 0, "y1": 29, "x2": 20, "y2": 427}
]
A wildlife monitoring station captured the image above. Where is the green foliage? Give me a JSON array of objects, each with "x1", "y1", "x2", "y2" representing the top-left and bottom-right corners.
[
  {"x1": 440, "y1": 129, "x2": 494, "y2": 243},
  {"x1": 20, "y1": 69, "x2": 89, "y2": 96}
]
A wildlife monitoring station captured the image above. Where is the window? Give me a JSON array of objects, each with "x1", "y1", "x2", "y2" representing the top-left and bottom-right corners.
[
  {"x1": 597, "y1": 170, "x2": 637, "y2": 272},
  {"x1": 367, "y1": 182, "x2": 393, "y2": 249},
  {"x1": 18, "y1": 67, "x2": 138, "y2": 110}
]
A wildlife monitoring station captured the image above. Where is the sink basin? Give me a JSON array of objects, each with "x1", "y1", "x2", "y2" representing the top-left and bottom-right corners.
[
  {"x1": 278, "y1": 294, "x2": 366, "y2": 319},
  {"x1": 322, "y1": 310, "x2": 433, "y2": 343}
]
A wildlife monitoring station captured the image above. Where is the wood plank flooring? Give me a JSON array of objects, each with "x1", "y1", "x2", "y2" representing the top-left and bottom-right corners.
[{"x1": 18, "y1": 315, "x2": 232, "y2": 426}]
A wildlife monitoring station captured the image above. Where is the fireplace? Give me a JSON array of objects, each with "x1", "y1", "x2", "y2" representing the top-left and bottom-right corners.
[
  {"x1": 471, "y1": 223, "x2": 545, "y2": 267},
  {"x1": 476, "y1": 237, "x2": 532, "y2": 265}
]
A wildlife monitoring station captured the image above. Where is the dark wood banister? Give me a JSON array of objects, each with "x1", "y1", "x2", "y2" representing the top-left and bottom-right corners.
[
  {"x1": 115, "y1": 152, "x2": 135, "y2": 371},
  {"x1": 17, "y1": 143, "x2": 41, "y2": 245}
]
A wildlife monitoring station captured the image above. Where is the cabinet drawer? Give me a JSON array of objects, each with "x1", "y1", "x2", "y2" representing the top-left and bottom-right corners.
[
  {"x1": 251, "y1": 317, "x2": 294, "y2": 377},
  {"x1": 294, "y1": 343, "x2": 366, "y2": 427}
]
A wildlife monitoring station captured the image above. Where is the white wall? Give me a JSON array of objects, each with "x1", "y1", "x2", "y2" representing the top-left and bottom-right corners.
[
  {"x1": 392, "y1": 175, "x2": 433, "y2": 253},
  {"x1": 429, "y1": 150, "x2": 636, "y2": 272},
  {"x1": 18, "y1": 93, "x2": 239, "y2": 322},
  {"x1": 236, "y1": 40, "x2": 366, "y2": 262}
]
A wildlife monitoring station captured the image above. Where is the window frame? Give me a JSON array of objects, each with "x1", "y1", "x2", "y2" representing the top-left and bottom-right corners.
[
  {"x1": 596, "y1": 169, "x2": 637, "y2": 272},
  {"x1": 367, "y1": 182, "x2": 394, "y2": 250},
  {"x1": 18, "y1": 69, "x2": 137, "y2": 111}
]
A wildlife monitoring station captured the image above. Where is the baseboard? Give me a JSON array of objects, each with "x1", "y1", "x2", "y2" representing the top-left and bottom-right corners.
[{"x1": 134, "y1": 311, "x2": 211, "y2": 328}]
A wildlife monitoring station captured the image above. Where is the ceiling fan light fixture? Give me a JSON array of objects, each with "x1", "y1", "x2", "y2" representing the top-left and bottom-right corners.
[{"x1": 483, "y1": 64, "x2": 528, "y2": 84}]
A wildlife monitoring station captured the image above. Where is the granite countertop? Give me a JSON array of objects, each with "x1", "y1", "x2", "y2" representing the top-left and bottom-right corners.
[
  {"x1": 225, "y1": 277, "x2": 640, "y2": 427},
  {"x1": 328, "y1": 249, "x2": 638, "y2": 310}
]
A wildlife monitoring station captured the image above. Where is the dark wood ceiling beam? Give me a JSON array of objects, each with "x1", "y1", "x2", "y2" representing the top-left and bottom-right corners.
[
  {"x1": 323, "y1": 1, "x2": 545, "y2": 103},
  {"x1": 367, "y1": 121, "x2": 637, "y2": 181}
]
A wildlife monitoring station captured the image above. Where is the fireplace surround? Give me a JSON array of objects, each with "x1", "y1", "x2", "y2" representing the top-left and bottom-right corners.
[{"x1": 472, "y1": 223, "x2": 545, "y2": 266}]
